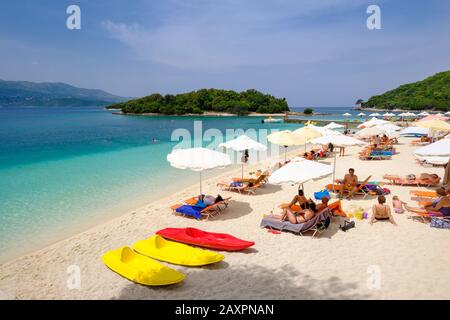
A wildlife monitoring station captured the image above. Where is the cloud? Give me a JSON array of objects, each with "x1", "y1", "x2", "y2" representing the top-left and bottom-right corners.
[{"x1": 101, "y1": 0, "x2": 371, "y2": 70}]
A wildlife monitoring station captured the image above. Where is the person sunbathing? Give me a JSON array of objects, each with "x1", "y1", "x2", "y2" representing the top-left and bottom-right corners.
[
  {"x1": 418, "y1": 173, "x2": 440, "y2": 185},
  {"x1": 338, "y1": 168, "x2": 359, "y2": 199},
  {"x1": 405, "y1": 188, "x2": 450, "y2": 216},
  {"x1": 278, "y1": 200, "x2": 319, "y2": 224},
  {"x1": 370, "y1": 195, "x2": 397, "y2": 225}
]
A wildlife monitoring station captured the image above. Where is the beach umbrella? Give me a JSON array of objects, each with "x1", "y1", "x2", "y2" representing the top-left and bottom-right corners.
[
  {"x1": 268, "y1": 157, "x2": 333, "y2": 188},
  {"x1": 355, "y1": 127, "x2": 386, "y2": 139},
  {"x1": 382, "y1": 112, "x2": 391, "y2": 117},
  {"x1": 303, "y1": 124, "x2": 341, "y2": 136},
  {"x1": 292, "y1": 126, "x2": 324, "y2": 153},
  {"x1": 418, "y1": 111, "x2": 430, "y2": 117},
  {"x1": 436, "y1": 113, "x2": 444, "y2": 116},
  {"x1": 308, "y1": 135, "x2": 367, "y2": 191},
  {"x1": 357, "y1": 112, "x2": 366, "y2": 117},
  {"x1": 416, "y1": 119, "x2": 450, "y2": 132},
  {"x1": 309, "y1": 135, "x2": 367, "y2": 147},
  {"x1": 418, "y1": 114, "x2": 449, "y2": 122},
  {"x1": 219, "y1": 135, "x2": 267, "y2": 178},
  {"x1": 267, "y1": 130, "x2": 306, "y2": 162},
  {"x1": 399, "y1": 126, "x2": 429, "y2": 136},
  {"x1": 343, "y1": 113, "x2": 352, "y2": 117},
  {"x1": 324, "y1": 122, "x2": 345, "y2": 129},
  {"x1": 369, "y1": 113, "x2": 381, "y2": 117},
  {"x1": 167, "y1": 148, "x2": 231, "y2": 194},
  {"x1": 445, "y1": 111, "x2": 450, "y2": 116},
  {"x1": 378, "y1": 123, "x2": 402, "y2": 132},
  {"x1": 357, "y1": 117, "x2": 389, "y2": 128},
  {"x1": 399, "y1": 112, "x2": 416, "y2": 117},
  {"x1": 414, "y1": 138, "x2": 450, "y2": 157}
]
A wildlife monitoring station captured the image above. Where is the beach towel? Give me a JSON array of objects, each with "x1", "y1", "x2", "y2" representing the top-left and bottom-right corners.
[
  {"x1": 260, "y1": 208, "x2": 331, "y2": 237},
  {"x1": 175, "y1": 205, "x2": 204, "y2": 219},
  {"x1": 430, "y1": 217, "x2": 450, "y2": 229}
]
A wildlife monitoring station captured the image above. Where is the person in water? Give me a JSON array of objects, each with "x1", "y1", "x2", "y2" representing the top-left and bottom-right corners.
[
  {"x1": 370, "y1": 195, "x2": 397, "y2": 225},
  {"x1": 405, "y1": 188, "x2": 450, "y2": 216}
]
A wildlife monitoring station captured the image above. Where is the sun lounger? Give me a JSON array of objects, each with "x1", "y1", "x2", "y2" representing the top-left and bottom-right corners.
[
  {"x1": 217, "y1": 180, "x2": 264, "y2": 194},
  {"x1": 406, "y1": 208, "x2": 444, "y2": 223},
  {"x1": 383, "y1": 174, "x2": 441, "y2": 187},
  {"x1": 410, "y1": 190, "x2": 438, "y2": 198},
  {"x1": 326, "y1": 176, "x2": 372, "y2": 199},
  {"x1": 260, "y1": 208, "x2": 331, "y2": 237},
  {"x1": 170, "y1": 197, "x2": 231, "y2": 220},
  {"x1": 232, "y1": 173, "x2": 269, "y2": 184}
]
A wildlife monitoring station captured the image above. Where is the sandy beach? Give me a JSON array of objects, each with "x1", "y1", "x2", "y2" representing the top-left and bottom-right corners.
[{"x1": 1, "y1": 136, "x2": 449, "y2": 300}]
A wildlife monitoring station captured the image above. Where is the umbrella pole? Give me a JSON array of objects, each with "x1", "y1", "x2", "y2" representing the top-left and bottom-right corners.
[
  {"x1": 199, "y1": 171, "x2": 202, "y2": 195},
  {"x1": 332, "y1": 151, "x2": 337, "y2": 192},
  {"x1": 284, "y1": 146, "x2": 287, "y2": 163},
  {"x1": 242, "y1": 163, "x2": 244, "y2": 179}
]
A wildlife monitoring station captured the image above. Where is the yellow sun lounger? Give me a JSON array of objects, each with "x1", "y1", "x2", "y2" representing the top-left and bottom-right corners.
[
  {"x1": 102, "y1": 246, "x2": 185, "y2": 286},
  {"x1": 133, "y1": 235, "x2": 224, "y2": 266}
]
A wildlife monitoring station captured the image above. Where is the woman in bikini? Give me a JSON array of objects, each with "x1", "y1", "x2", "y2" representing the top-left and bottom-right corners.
[
  {"x1": 370, "y1": 195, "x2": 397, "y2": 225},
  {"x1": 274, "y1": 190, "x2": 316, "y2": 223},
  {"x1": 405, "y1": 188, "x2": 450, "y2": 216}
]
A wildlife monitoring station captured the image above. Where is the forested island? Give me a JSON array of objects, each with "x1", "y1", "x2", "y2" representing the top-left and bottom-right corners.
[
  {"x1": 358, "y1": 71, "x2": 450, "y2": 111},
  {"x1": 107, "y1": 89, "x2": 290, "y2": 115}
]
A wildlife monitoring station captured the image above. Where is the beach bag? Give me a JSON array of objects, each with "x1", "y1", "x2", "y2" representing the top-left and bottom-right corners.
[
  {"x1": 430, "y1": 217, "x2": 450, "y2": 229},
  {"x1": 314, "y1": 189, "x2": 330, "y2": 201}
]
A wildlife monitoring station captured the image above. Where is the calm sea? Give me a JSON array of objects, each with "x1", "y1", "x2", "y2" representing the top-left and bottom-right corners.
[{"x1": 0, "y1": 106, "x2": 350, "y2": 262}]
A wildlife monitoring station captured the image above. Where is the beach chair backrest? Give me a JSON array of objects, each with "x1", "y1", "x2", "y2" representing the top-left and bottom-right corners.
[
  {"x1": 254, "y1": 174, "x2": 267, "y2": 185},
  {"x1": 356, "y1": 176, "x2": 372, "y2": 192}
]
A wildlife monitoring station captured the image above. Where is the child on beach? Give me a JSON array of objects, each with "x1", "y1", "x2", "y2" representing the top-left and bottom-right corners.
[{"x1": 392, "y1": 195, "x2": 406, "y2": 213}]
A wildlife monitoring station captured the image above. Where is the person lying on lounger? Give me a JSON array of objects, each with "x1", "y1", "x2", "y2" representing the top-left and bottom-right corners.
[
  {"x1": 405, "y1": 188, "x2": 450, "y2": 217},
  {"x1": 370, "y1": 195, "x2": 397, "y2": 226},
  {"x1": 278, "y1": 200, "x2": 318, "y2": 224},
  {"x1": 338, "y1": 168, "x2": 359, "y2": 199},
  {"x1": 418, "y1": 173, "x2": 440, "y2": 185}
]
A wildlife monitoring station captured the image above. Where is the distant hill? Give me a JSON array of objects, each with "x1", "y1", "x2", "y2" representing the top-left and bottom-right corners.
[
  {"x1": 361, "y1": 71, "x2": 450, "y2": 111},
  {"x1": 0, "y1": 79, "x2": 128, "y2": 107},
  {"x1": 107, "y1": 88, "x2": 290, "y2": 115}
]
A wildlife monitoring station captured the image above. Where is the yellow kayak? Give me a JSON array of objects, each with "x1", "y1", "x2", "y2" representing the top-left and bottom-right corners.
[
  {"x1": 133, "y1": 235, "x2": 225, "y2": 266},
  {"x1": 102, "y1": 246, "x2": 185, "y2": 286}
]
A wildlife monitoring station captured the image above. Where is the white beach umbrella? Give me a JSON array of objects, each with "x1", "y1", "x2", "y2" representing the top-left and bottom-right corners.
[
  {"x1": 357, "y1": 112, "x2": 366, "y2": 117},
  {"x1": 167, "y1": 148, "x2": 232, "y2": 194},
  {"x1": 414, "y1": 138, "x2": 450, "y2": 157},
  {"x1": 399, "y1": 126, "x2": 429, "y2": 136},
  {"x1": 355, "y1": 127, "x2": 386, "y2": 139},
  {"x1": 369, "y1": 113, "x2": 381, "y2": 117},
  {"x1": 304, "y1": 124, "x2": 341, "y2": 136},
  {"x1": 399, "y1": 112, "x2": 416, "y2": 117},
  {"x1": 382, "y1": 112, "x2": 391, "y2": 117},
  {"x1": 309, "y1": 135, "x2": 367, "y2": 147},
  {"x1": 436, "y1": 113, "x2": 444, "y2": 116},
  {"x1": 268, "y1": 157, "x2": 333, "y2": 187},
  {"x1": 324, "y1": 122, "x2": 345, "y2": 129},
  {"x1": 342, "y1": 112, "x2": 352, "y2": 117},
  {"x1": 378, "y1": 123, "x2": 402, "y2": 132},
  {"x1": 418, "y1": 111, "x2": 430, "y2": 116},
  {"x1": 445, "y1": 111, "x2": 450, "y2": 116},
  {"x1": 416, "y1": 156, "x2": 450, "y2": 166},
  {"x1": 357, "y1": 117, "x2": 389, "y2": 128},
  {"x1": 219, "y1": 135, "x2": 267, "y2": 178},
  {"x1": 219, "y1": 134, "x2": 267, "y2": 152}
]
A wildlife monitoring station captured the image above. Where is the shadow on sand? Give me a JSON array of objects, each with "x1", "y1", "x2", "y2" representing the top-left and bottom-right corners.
[{"x1": 114, "y1": 263, "x2": 371, "y2": 300}]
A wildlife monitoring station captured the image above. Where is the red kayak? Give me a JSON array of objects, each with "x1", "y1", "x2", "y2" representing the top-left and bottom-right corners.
[{"x1": 156, "y1": 227, "x2": 255, "y2": 251}]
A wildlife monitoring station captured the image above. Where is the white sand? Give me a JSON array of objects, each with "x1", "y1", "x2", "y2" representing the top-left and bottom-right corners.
[{"x1": 1, "y1": 137, "x2": 449, "y2": 300}]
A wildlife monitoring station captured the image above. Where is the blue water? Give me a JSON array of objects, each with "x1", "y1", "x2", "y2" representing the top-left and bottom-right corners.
[{"x1": 1, "y1": 106, "x2": 318, "y2": 262}]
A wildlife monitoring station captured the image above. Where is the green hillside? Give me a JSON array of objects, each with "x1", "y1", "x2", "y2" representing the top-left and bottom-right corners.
[
  {"x1": 362, "y1": 71, "x2": 450, "y2": 111},
  {"x1": 107, "y1": 88, "x2": 289, "y2": 115},
  {"x1": 0, "y1": 79, "x2": 127, "y2": 107}
]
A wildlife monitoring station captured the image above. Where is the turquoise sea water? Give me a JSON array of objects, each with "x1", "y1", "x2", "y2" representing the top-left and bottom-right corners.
[{"x1": 1, "y1": 106, "x2": 316, "y2": 262}]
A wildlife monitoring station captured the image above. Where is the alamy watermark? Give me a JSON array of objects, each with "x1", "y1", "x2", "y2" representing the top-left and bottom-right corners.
[
  {"x1": 367, "y1": 5, "x2": 381, "y2": 30},
  {"x1": 66, "y1": 5, "x2": 81, "y2": 30}
]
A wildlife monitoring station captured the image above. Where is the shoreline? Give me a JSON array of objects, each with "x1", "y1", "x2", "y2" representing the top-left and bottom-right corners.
[{"x1": 1, "y1": 139, "x2": 450, "y2": 299}]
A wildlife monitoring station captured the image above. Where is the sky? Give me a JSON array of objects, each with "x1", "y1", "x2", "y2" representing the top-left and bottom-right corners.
[{"x1": 1, "y1": 0, "x2": 449, "y2": 107}]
